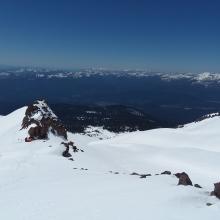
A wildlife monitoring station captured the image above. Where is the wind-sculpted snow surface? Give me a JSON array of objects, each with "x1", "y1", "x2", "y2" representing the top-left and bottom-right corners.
[{"x1": 0, "y1": 107, "x2": 220, "y2": 219}]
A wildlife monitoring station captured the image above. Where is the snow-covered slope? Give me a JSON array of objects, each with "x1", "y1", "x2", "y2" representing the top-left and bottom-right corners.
[{"x1": 0, "y1": 107, "x2": 220, "y2": 219}]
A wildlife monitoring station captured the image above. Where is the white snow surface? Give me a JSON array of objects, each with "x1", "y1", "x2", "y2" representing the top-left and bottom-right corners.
[{"x1": 0, "y1": 107, "x2": 220, "y2": 219}]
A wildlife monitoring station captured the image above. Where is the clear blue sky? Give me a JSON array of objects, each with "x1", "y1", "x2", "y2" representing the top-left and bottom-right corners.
[{"x1": 0, "y1": 0, "x2": 219, "y2": 72}]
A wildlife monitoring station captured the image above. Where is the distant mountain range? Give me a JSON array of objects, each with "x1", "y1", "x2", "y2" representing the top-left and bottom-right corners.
[
  {"x1": 1, "y1": 67, "x2": 220, "y2": 85},
  {"x1": 1, "y1": 67, "x2": 220, "y2": 125}
]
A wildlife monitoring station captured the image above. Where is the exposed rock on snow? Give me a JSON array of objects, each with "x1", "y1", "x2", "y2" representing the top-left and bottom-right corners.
[
  {"x1": 139, "y1": 174, "x2": 151, "y2": 178},
  {"x1": 194, "y1": 184, "x2": 202, "y2": 188},
  {"x1": 62, "y1": 148, "x2": 72, "y2": 158},
  {"x1": 211, "y1": 182, "x2": 220, "y2": 199},
  {"x1": 61, "y1": 141, "x2": 80, "y2": 157},
  {"x1": 130, "y1": 172, "x2": 140, "y2": 176},
  {"x1": 21, "y1": 100, "x2": 67, "y2": 140},
  {"x1": 129, "y1": 172, "x2": 152, "y2": 178},
  {"x1": 20, "y1": 100, "x2": 81, "y2": 158},
  {"x1": 175, "y1": 172, "x2": 193, "y2": 186},
  {"x1": 195, "y1": 112, "x2": 220, "y2": 123},
  {"x1": 161, "y1": 171, "x2": 171, "y2": 175}
]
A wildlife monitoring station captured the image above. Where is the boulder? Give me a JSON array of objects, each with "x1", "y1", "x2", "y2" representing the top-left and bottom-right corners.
[
  {"x1": 194, "y1": 184, "x2": 202, "y2": 188},
  {"x1": 62, "y1": 150, "x2": 72, "y2": 158},
  {"x1": 211, "y1": 182, "x2": 220, "y2": 199},
  {"x1": 175, "y1": 172, "x2": 193, "y2": 186}
]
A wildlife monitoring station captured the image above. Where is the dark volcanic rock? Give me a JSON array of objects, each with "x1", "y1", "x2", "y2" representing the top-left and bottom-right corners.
[
  {"x1": 211, "y1": 182, "x2": 220, "y2": 199},
  {"x1": 21, "y1": 100, "x2": 77, "y2": 158},
  {"x1": 61, "y1": 141, "x2": 79, "y2": 153},
  {"x1": 62, "y1": 150, "x2": 72, "y2": 158},
  {"x1": 175, "y1": 172, "x2": 193, "y2": 186},
  {"x1": 174, "y1": 173, "x2": 181, "y2": 178},
  {"x1": 140, "y1": 174, "x2": 151, "y2": 178},
  {"x1": 130, "y1": 172, "x2": 140, "y2": 176},
  {"x1": 161, "y1": 171, "x2": 171, "y2": 175},
  {"x1": 130, "y1": 172, "x2": 151, "y2": 178},
  {"x1": 21, "y1": 100, "x2": 67, "y2": 140},
  {"x1": 194, "y1": 184, "x2": 202, "y2": 188}
]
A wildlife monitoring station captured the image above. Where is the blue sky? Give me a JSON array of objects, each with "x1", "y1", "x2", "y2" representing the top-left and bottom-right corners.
[{"x1": 0, "y1": 0, "x2": 219, "y2": 72}]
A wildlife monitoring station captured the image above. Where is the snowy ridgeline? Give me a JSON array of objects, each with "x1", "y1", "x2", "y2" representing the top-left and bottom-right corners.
[{"x1": 0, "y1": 106, "x2": 220, "y2": 219}]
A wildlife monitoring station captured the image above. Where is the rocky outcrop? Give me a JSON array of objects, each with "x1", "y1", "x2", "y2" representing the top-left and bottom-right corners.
[
  {"x1": 175, "y1": 172, "x2": 193, "y2": 186},
  {"x1": 20, "y1": 100, "x2": 79, "y2": 158},
  {"x1": 21, "y1": 100, "x2": 67, "y2": 140},
  {"x1": 61, "y1": 141, "x2": 80, "y2": 157},
  {"x1": 211, "y1": 182, "x2": 220, "y2": 199},
  {"x1": 130, "y1": 172, "x2": 140, "y2": 176}
]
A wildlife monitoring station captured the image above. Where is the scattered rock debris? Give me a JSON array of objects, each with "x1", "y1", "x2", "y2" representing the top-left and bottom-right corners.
[
  {"x1": 71, "y1": 167, "x2": 216, "y2": 207},
  {"x1": 80, "y1": 168, "x2": 88, "y2": 170},
  {"x1": 161, "y1": 171, "x2": 171, "y2": 175},
  {"x1": 61, "y1": 141, "x2": 82, "y2": 158}
]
